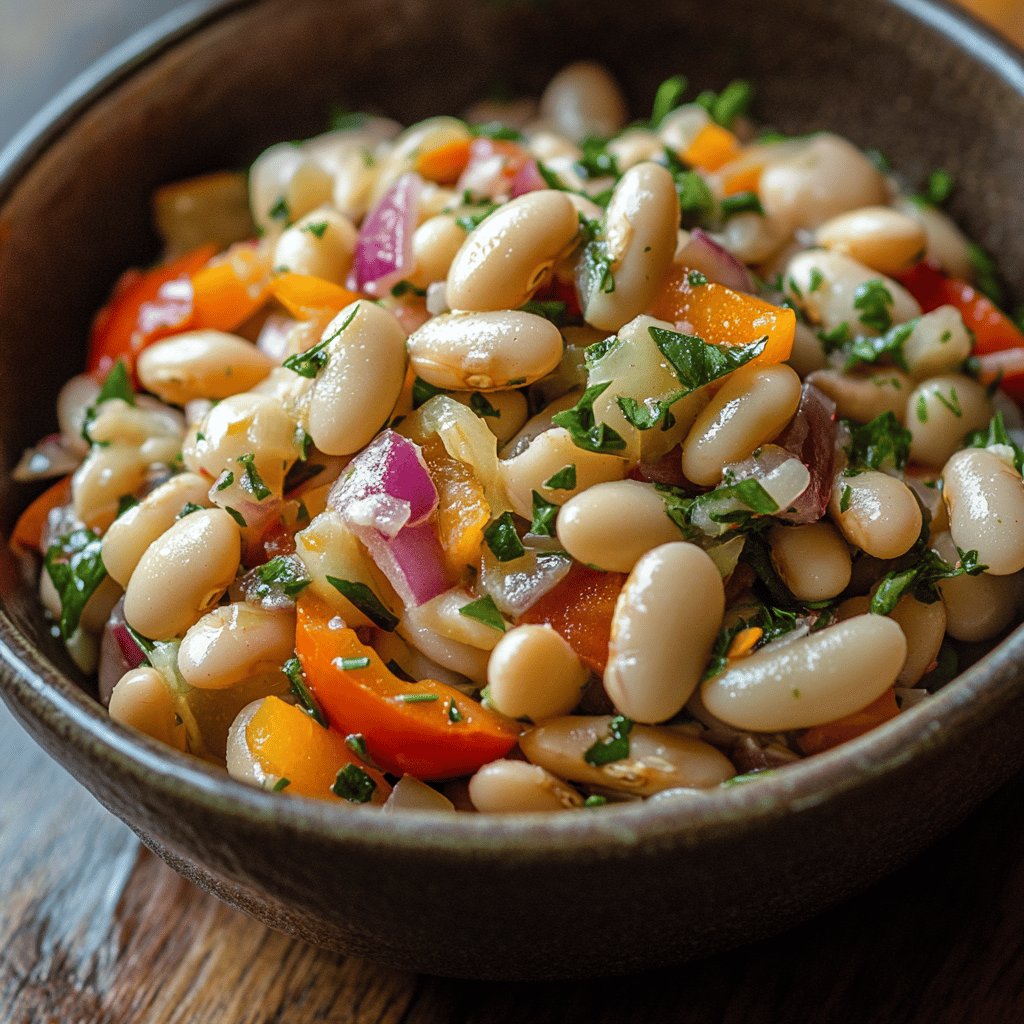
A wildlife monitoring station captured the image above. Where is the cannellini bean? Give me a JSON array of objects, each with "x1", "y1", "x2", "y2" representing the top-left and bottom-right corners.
[
  {"x1": 606, "y1": 543, "x2": 724, "y2": 723},
  {"x1": 468, "y1": 760, "x2": 582, "y2": 812},
  {"x1": 408, "y1": 214, "x2": 466, "y2": 288},
  {"x1": 786, "y1": 321, "x2": 828, "y2": 377},
  {"x1": 136, "y1": 331, "x2": 274, "y2": 406},
  {"x1": 785, "y1": 250, "x2": 921, "y2": 335},
  {"x1": 123, "y1": 508, "x2": 241, "y2": 639},
  {"x1": 896, "y1": 198, "x2": 974, "y2": 280},
  {"x1": 815, "y1": 206, "x2": 926, "y2": 275},
  {"x1": 398, "y1": 597, "x2": 493, "y2": 686},
  {"x1": 294, "y1": 511, "x2": 397, "y2": 628},
  {"x1": 519, "y1": 715, "x2": 734, "y2": 795},
  {"x1": 383, "y1": 775, "x2": 456, "y2": 813},
  {"x1": 829, "y1": 471, "x2": 922, "y2": 560},
  {"x1": 900, "y1": 306, "x2": 973, "y2": 382},
  {"x1": 539, "y1": 61, "x2": 627, "y2": 141},
  {"x1": 556, "y1": 480, "x2": 681, "y2": 572},
  {"x1": 306, "y1": 301, "x2": 407, "y2": 456},
  {"x1": 607, "y1": 128, "x2": 663, "y2": 170},
  {"x1": 249, "y1": 143, "x2": 333, "y2": 234},
  {"x1": 272, "y1": 207, "x2": 358, "y2": 282},
  {"x1": 907, "y1": 375, "x2": 992, "y2": 469},
  {"x1": 760, "y1": 133, "x2": 887, "y2": 231},
  {"x1": 445, "y1": 191, "x2": 579, "y2": 311},
  {"x1": 702, "y1": 614, "x2": 906, "y2": 731},
  {"x1": 57, "y1": 374, "x2": 100, "y2": 456},
  {"x1": 709, "y1": 211, "x2": 788, "y2": 265},
  {"x1": 767, "y1": 522, "x2": 852, "y2": 601},
  {"x1": 657, "y1": 104, "x2": 711, "y2": 154},
  {"x1": 408, "y1": 310, "x2": 563, "y2": 392},
  {"x1": 681, "y1": 363, "x2": 802, "y2": 487},
  {"x1": 178, "y1": 603, "x2": 295, "y2": 690},
  {"x1": 890, "y1": 594, "x2": 947, "y2": 687},
  {"x1": 72, "y1": 444, "x2": 152, "y2": 532},
  {"x1": 942, "y1": 447, "x2": 1024, "y2": 575},
  {"x1": 185, "y1": 392, "x2": 299, "y2": 494},
  {"x1": 463, "y1": 96, "x2": 538, "y2": 130},
  {"x1": 579, "y1": 162, "x2": 679, "y2": 331},
  {"x1": 371, "y1": 116, "x2": 470, "y2": 203},
  {"x1": 524, "y1": 130, "x2": 581, "y2": 162},
  {"x1": 405, "y1": 587, "x2": 504, "y2": 652},
  {"x1": 806, "y1": 368, "x2": 912, "y2": 424},
  {"x1": 108, "y1": 667, "x2": 187, "y2": 750},
  {"x1": 225, "y1": 699, "x2": 266, "y2": 785},
  {"x1": 102, "y1": 472, "x2": 212, "y2": 586},
  {"x1": 933, "y1": 531, "x2": 1020, "y2": 641},
  {"x1": 486, "y1": 625, "x2": 587, "y2": 721},
  {"x1": 499, "y1": 426, "x2": 627, "y2": 519},
  {"x1": 449, "y1": 389, "x2": 528, "y2": 446}
]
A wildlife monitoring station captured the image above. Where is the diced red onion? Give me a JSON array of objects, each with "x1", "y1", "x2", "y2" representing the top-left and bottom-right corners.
[
  {"x1": 509, "y1": 158, "x2": 546, "y2": 197},
  {"x1": 680, "y1": 229, "x2": 755, "y2": 293},
  {"x1": 360, "y1": 522, "x2": 449, "y2": 607},
  {"x1": 775, "y1": 383, "x2": 837, "y2": 524},
  {"x1": 99, "y1": 599, "x2": 144, "y2": 706},
  {"x1": 350, "y1": 172, "x2": 421, "y2": 296}
]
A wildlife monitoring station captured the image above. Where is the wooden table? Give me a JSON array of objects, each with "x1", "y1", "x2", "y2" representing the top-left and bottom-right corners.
[{"x1": 3, "y1": 2, "x2": 1024, "y2": 1021}]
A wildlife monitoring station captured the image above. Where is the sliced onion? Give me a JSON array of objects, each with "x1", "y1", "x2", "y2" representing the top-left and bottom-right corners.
[
  {"x1": 679, "y1": 229, "x2": 754, "y2": 292},
  {"x1": 704, "y1": 535, "x2": 746, "y2": 580},
  {"x1": 350, "y1": 171, "x2": 421, "y2": 297},
  {"x1": 509, "y1": 158, "x2": 546, "y2": 197},
  {"x1": 12, "y1": 433, "x2": 83, "y2": 482},
  {"x1": 775, "y1": 383, "x2": 838, "y2": 524},
  {"x1": 360, "y1": 521, "x2": 449, "y2": 607},
  {"x1": 480, "y1": 547, "x2": 572, "y2": 617}
]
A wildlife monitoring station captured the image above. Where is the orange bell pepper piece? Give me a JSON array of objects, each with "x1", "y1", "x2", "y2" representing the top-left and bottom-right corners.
[
  {"x1": 649, "y1": 265, "x2": 795, "y2": 366},
  {"x1": 796, "y1": 690, "x2": 901, "y2": 756},
  {"x1": 720, "y1": 162, "x2": 763, "y2": 197},
  {"x1": 190, "y1": 243, "x2": 270, "y2": 332},
  {"x1": 268, "y1": 273, "x2": 360, "y2": 321},
  {"x1": 295, "y1": 595, "x2": 520, "y2": 779},
  {"x1": 683, "y1": 122, "x2": 742, "y2": 172},
  {"x1": 246, "y1": 696, "x2": 391, "y2": 802},
  {"x1": 419, "y1": 438, "x2": 489, "y2": 575},
  {"x1": 414, "y1": 138, "x2": 472, "y2": 185},
  {"x1": 519, "y1": 564, "x2": 625, "y2": 674},
  {"x1": 9, "y1": 475, "x2": 73, "y2": 553},
  {"x1": 87, "y1": 245, "x2": 217, "y2": 376}
]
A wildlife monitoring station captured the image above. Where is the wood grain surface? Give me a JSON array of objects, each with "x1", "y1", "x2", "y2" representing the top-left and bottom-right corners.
[{"x1": 2, "y1": 1, "x2": 1024, "y2": 1021}]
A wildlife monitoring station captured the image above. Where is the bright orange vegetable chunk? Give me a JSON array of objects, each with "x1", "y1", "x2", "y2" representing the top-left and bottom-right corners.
[
  {"x1": 9, "y1": 475, "x2": 72, "y2": 553},
  {"x1": 295, "y1": 595, "x2": 520, "y2": 779},
  {"x1": 797, "y1": 690, "x2": 901, "y2": 756},
  {"x1": 190, "y1": 243, "x2": 270, "y2": 332},
  {"x1": 683, "y1": 122, "x2": 742, "y2": 172},
  {"x1": 246, "y1": 695, "x2": 390, "y2": 802},
  {"x1": 720, "y1": 162, "x2": 763, "y2": 197},
  {"x1": 518, "y1": 564, "x2": 626, "y2": 674},
  {"x1": 649, "y1": 265, "x2": 795, "y2": 366},
  {"x1": 414, "y1": 138, "x2": 472, "y2": 185},
  {"x1": 268, "y1": 273, "x2": 360, "y2": 321}
]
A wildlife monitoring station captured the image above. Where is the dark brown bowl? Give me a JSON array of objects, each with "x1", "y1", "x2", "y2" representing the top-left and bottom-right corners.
[{"x1": 2, "y1": 0, "x2": 1023, "y2": 982}]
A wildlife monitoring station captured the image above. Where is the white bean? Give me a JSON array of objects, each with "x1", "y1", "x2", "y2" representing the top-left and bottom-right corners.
[
  {"x1": 806, "y1": 368, "x2": 912, "y2": 424},
  {"x1": 72, "y1": 444, "x2": 152, "y2": 532},
  {"x1": 108, "y1": 666, "x2": 186, "y2": 750},
  {"x1": 901, "y1": 306, "x2": 974, "y2": 381},
  {"x1": 889, "y1": 594, "x2": 947, "y2": 687},
  {"x1": 57, "y1": 374, "x2": 100, "y2": 457},
  {"x1": 123, "y1": 508, "x2": 241, "y2": 639},
  {"x1": 897, "y1": 198, "x2": 974, "y2": 280},
  {"x1": 829, "y1": 471, "x2": 922, "y2": 560},
  {"x1": 249, "y1": 143, "x2": 333, "y2": 234},
  {"x1": 469, "y1": 760, "x2": 582, "y2": 812},
  {"x1": 272, "y1": 207, "x2": 357, "y2": 283},
  {"x1": 815, "y1": 206, "x2": 926, "y2": 275},
  {"x1": 539, "y1": 61, "x2": 627, "y2": 141},
  {"x1": 409, "y1": 214, "x2": 466, "y2": 289},
  {"x1": 767, "y1": 522, "x2": 852, "y2": 601},
  {"x1": 383, "y1": 775, "x2": 456, "y2": 813},
  {"x1": 907, "y1": 375, "x2": 992, "y2": 469},
  {"x1": 701, "y1": 614, "x2": 906, "y2": 731},
  {"x1": 606, "y1": 543, "x2": 724, "y2": 723}
]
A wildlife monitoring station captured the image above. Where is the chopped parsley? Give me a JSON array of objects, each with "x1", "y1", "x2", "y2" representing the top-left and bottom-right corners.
[
  {"x1": 575, "y1": 137, "x2": 620, "y2": 180},
  {"x1": 390, "y1": 279, "x2": 427, "y2": 298},
  {"x1": 458, "y1": 594, "x2": 506, "y2": 632},
  {"x1": 583, "y1": 715, "x2": 633, "y2": 766},
  {"x1": 687, "y1": 269, "x2": 709, "y2": 287},
  {"x1": 578, "y1": 224, "x2": 616, "y2": 298},
  {"x1": 282, "y1": 304, "x2": 359, "y2": 378},
  {"x1": 543, "y1": 465, "x2": 577, "y2": 490},
  {"x1": 272, "y1": 778, "x2": 291, "y2": 792},
  {"x1": 412, "y1": 376, "x2": 448, "y2": 408},
  {"x1": 871, "y1": 548, "x2": 986, "y2": 615},
  {"x1": 455, "y1": 204, "x2": 498, "y2": 232},
  {"x1": 968, "y1": 243, "x2": 1004, "y2": 306},
  {"x1": 843, "y1": 412, "x2": 912, "y2": 474},
  {"x1": 332, "y1": 763, "x2": 377, "y2": 803},
  {"x1": 696, "y1": 78, "x2": 754, "y2": 129},
  {"x1": 650, "y1": 326, "x2": 768, "y2": 396},
  {"x1": 302, "y1": 220, "x2": 329, "y2": 239},
  {"x1": 116, "y1": 494, "x2": 139, "y2": 518},
  {"x1": 924, "y1": 168, "x2": 955, "y2": 206},
  {"x1": 808, "y1": 267, "x2": 825, "y2": 293},
  {"x1": 672, "y1": 166, "x2": 716, "y2": 225},
  {"x1": 224, "y1": 507, "x2": 247, "y2": 528},
  {"x1": 282, "y1": 655, "x2": 327, "y2": 727},
  {"x1": 268, "y1": 196, "x2": 291, "y2": 223},
  {"x1": 448, "y1": 700, "x2": 463, "y2": 724},
  {"x1": 81, "y1": 359, "x2": 135, "y2": 445},
  {"x1": 530, "y1": 491, "x2": 559, "y2": 536},
  {"x1": 176, "y1": 502, "x2": 204, "y2": 519},
  {"x1": 853, "y1": 279, "x2": 895, "y2": 333},
  {"x1": 397, "y1": 692, "x2": 439, "y2": 703},
  {"x1": 44, "y1": 528, "x2": 107, "y2": 640},
  {"x1": 551, "y1": 381, "x2": 627, "y2": 454},
  {"x1": 469, "y1": 392, "x2": 500, "y2": 418},
  {"x1": 253, "y1": 556, "x2": 311, "y2": 599},
  {"x1": 840, "y1": 320, "x2": 916, "y2": 372},
  {"x1": 965, "y1": 411, "x2": 1024, "y2": 474},
  {"x1": 237, "y1": 453, "x2": 271, "y2": 501},
  {"x1": 720, "y1": 191, "x2": 764, "y2": 218},
  {"x1": 584, "y1": 795, "x2": 608, "y2": 808},
  {"x1": 483, "y1": 511, "x2": 526, "y2": 562},
  {"x1": 326, "y1": 576, "x2": 399, "y2": 631},
  {"x1": 215, "y1": 470, "x2": 234, "y2": 491},
  {"x1": 583, "y1": 334, "x2": 621, "y2": 370},
  {"x1": 328, "y1": 109, "x2": 369, "y2": 132},
  {"x1": 519, "y1": 299, "x2": 568, "y2": 325},
  {"x1": 650, "y1": 74, "x2": 688, "y2": 127},
  {"x1": 469, "y1": 121, "x2": 523, "y2": 141},
  {"x1": 839, "y1": 484, "x2": 852, "y2": 513},
  {"x1": 338, "y1": 656, "x2": 371, "y2": 671}
]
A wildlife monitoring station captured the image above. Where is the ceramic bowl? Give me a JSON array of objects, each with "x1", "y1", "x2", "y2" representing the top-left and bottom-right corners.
[{"x1": 1, "y1": 0, "x2": 1023, "y2": 981}]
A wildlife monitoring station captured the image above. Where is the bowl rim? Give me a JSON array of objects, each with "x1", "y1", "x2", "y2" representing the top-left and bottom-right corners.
[{"x1": 2, "y1": 0, "x2": 1024, "y2": 861}]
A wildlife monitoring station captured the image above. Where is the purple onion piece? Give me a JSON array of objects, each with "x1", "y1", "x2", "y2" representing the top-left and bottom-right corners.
[
  {"x1": 351, "y1": 172, "x2": 421, "y2": 296},
  {"x1": 775, "y1": 383, "x2": 838, "y2": 524},
  {"x1": 98, "y1": 598, "x2": 144, "y2": 706},
  {"x1": 509, "y1": 158, "x2": 546, "y2": 197},
  {"x1": 682, "y1": 229, "x2": 755, "y2": 293}
]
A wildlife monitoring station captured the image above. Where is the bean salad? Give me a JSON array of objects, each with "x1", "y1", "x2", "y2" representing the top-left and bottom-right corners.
[{"x1": 12, "y1": 62, "x2": 1024, "y2": 812}]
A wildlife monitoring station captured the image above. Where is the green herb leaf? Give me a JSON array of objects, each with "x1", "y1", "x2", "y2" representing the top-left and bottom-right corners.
[
  {"x1": 469, "y1": 121, "x2": 523, "y2": 141},
  {"x1": 870, "y1": 548, "x2": 986, "y2": 615},
  {"x1": 469, "y1": 392, "x2": 500, "y2": 419},
  {"x1": 455, "y1": 203, "x2": 499, "y2": 232},
  {"x1": 839, "y1": 484, "x2": 852, "y2": 513},
  {"x1": 841, "y1": 319, "x2": 916, "y2": 371},
  {"x1": 272, "y1": 778, "x2": 291, "y2": 792},
  {"x1": 720, "y1": 191, "x2": 764, "y2": 217},
  {"x1": 237, "y1": 452, "x2": 271, "y2": 501},
  {"x1": 687, "y1": 269, "x2": 709, "y2": 287},
  {"x1": 302, "y1": 220, "x2": 329, "y2": 239},
  {"x1": 651, "y1": 74, "x2": 688, "y2": 127},
  {"x1": 551, "y1": 381, "x2": 628, "y2": 454},
  {"x1": 584, "y1": 794, "x2": 608, "y2": 808},
  {"x1": 283, "y1": 655, "x2": 327, "y2": 727},
  {"x1": 326, "y1": 576, "x2": 399, "y2": 631},
  {"x1": 397, "y1": 692, "x2": 440, "y2": 703},
  {"x1": 699, "y1": 78, "x2": 754, "y2": 129},
  {"x1": 575, "y1": 137, "x2": 620, "y2": 180},
  {"x1": 483, "y1": 511, "x2": 526, "y2": 562},
  {"x1": 853, "y1": 279, "x2": 895, "y2": 333},
  {"x1": 81, "y1": 359, "x2": 135, "y2": 444},
  {"x1": 671, "y1": 165, "x2": 715, "y2": 225},
  {"x1": 177, "y1": 502, "x2": 204, "y2": 519},
  {"x1": 329, "y1": 109, "x2": 369, "y2": 132},
  {"x1": 843, "y1": 412, "x2": 912, "y2": 474},
  {"x1": 338, "y1": 656, "x2": 371, "y2": 671},
  {"x1": 583, "y1": 715, "x2": 633, "y2": 766},
  {"x1": 583, "y1": 334, "x2": 621, "y2": 370},
  {"x1": 924, "y1": 168, "x2": 955, "y2": 206},
  {"x1": 390, "y1": 279, "x2": 427, "y2": 298},
  {"x1": 965, "y1": 411, "x2": 1024, "y2": 474},
  {"x1": 530, "y1": 491, "x2": 559, "y2": 536},
  {"x1": 543, "y1": 465, "x2": 577, "y2": 490},
  {"x1": 254, "y1": 556, "x2": 311, "y2": 599},
  {"x1": 649, "y1": 326, "x2": 767, "y2": 396},
  {"x1": 518, "y1": 299, "x2": 568, "y2": 325},
  {"x1": 617, "y1": 394, "x2": 675, "y2": 431},
  {"x1": 968, "y1": 242, "x2": 1005, "y2": 306},
  {"x1": 332, "y1": 763, "x2": 377, "y2": 803},
  {"x1": 808, "y1": 267, "x2": 825, "y2": 293},
  {"x1": 224, "y1": 507, "x2": 247, "y2": 528},
  {"x1": 45, "y1": 528, "x2": 107, "y2": 640},
  {"x1": 458, "y1": 595, "x2": 506, "y2": 632},
  {"x1": 215, "y1": 470, "x2": 234, "y2": 492},
  {"x1": 116, "y1": 494, "x2": 139, "y2": 518},
  {"x1": 411, "y1": 376, "x2": 448, "y2": 408},
  {"x1": 448, "y1": 700, "x2": 463, "y2": 723},
  {"x1": 282, "y1": 304, "x2": 359, "y2": 378},
  {"x1": 269, "y1": 196, "x2": 291, "y2": 223}
]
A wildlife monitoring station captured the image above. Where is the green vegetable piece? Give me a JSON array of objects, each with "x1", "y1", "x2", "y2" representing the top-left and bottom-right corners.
[
  {"x1": 483, "y1": 511, "x2": 526, "y2": 562},
  {"x1": 543, "y1": 465, "x2": 577, "y2": 490},
  {"x1": 651, "y1": 74, "x2": 688, "y2": 127},
  {"x1": 44, "y1": 528, "x2": 108, "y2": 640},
  {"x1": 551, "y1": 381, "x2": 628, "y2": 454},
  {"x1": 458, "y1": 595, "x2": 506, "y2": 632},
  {"x1": 283, "y1": 655, "x2": 327, "y2": 727},
  {"x1": 530, "y1": 491, "x2": 559, "y2": 536},
  {"x1": 843, "y1": 412, "x2": 912, "y2": 474},
  {"x1": 332, "y1": 763, "x2": 377, "y2": 803},
  {"x1": 583, "y1": 715, "x2": 633, "y2": 766},
  {"x1": 237, "y1": 452, "x2": 271, "y2": 501},
  {"x1": 283, "y1": 304, "x2": 359, "y2": 378},
  {"x1": 326, "y1": 576, "x2": 399, "y2": 631},
  {"x1": 852, "y1": 279, "x2": 894, "y2": 333}
]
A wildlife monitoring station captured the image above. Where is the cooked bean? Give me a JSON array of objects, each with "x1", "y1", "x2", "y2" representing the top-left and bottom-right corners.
[
  {"x1": 486, "y1": 625, "x2": 587, "y2": 721},
  {"x1": 57, "y1": 373, "x2": 100, "y2": 456},
  {"x1": 136, "y1": 331, "x2": 274, "y2": 406},
  {"x1": 404, "y1": 586, "x2": 505, "y2": 652},
  {"x1": 408, "y1": 310, "x2": 562, "y2": 391},
  {"x1": 607, "y1": 128, "x2": 663, "y2": 170},
  {"x1": 829, "y1": 471, "x2": 922, "y2": 559},
  {"x1": 556, "y1": 480, "x2": 681, "y2": 572},
  {"x1": 681, "y1": 363, "x2": 802, "y2": 487},
  {"x1": 580, "y1": 162, "x2": 679, "y2": 331},
  {"x1": 178, "y1": 603, "x2": 295, "y2": 690},
  {"x1": 702, "y1": 614, "x2": 906, "y2": 731},
  {"x1": 519, "y1": 715, "x2": 734, "y2": 795},
  {"x1": 108, "y1": 667, "x2": 187, "y2": 750},
  {"x1": 449, "y1": 389, "x2": 528, "y2": 445},
  {"x1": 657, "y1": 104, "x2": 711, "y2": 154},
  {"x1": 499, "y1": 426, "x2": 627, "y2": 519},
  {"x1": 767, "y1": 522, "x2": 852, "y2": 601},
  {"x1": 900, "y1": 307, "x2": 973, "y2": 382},
  {"x1": 398, "y1": 592, "x2": 494, "y2": 686},
  {"x1": 897, "y1": 198, "x2": 974, "y2": 280},
  {"x1": 907, "y1": 374, "x2": 992, "y2": 469},
  {"x1": 468, "y1": 760, "x2": 582, "y2": 812},
  {"x1": 409, "y1": 214, "x2": 466, "y2": 288},
  {"x1": 606, "y1": 543, "x2": 724, "y2": 723},
  {"x1": 370, "y1": 116, "x2": 470, "y2": 203},
  {"x1": 709, "y1": 211, "x2": 788, "y2": 265},
  {"x1": 446, "y1": 191, "x2": 579, "y2": 311},
  {"x1": 889, "y1": 594, "x2": 947, "y2": 687},
  {"x1": 72, "y1": 444, "x2": 152, "y2": 532},
  {"x1": 939, "y1": 566, "x2": 1020, "y2": 642},
  {"x1": 538, "y1": 61, "x2": 627, "y2": 141},
  {"x1": 815, "y1": 206, "x2": 926, "y2": 275},
  {"x1": 760, "y1": 133, "x2": 888, "y2": 231},
  {"x1": 307, "y1": 301, "x2": 407, "y2": 456},
  {"x1": 942, "y1": 447, "x2": 1024, "y2": 575},
  {"x1": 383, "y1": 775, "x2": 456, "y2": 813},
  {"x1": 462, "y1": 96, "x2": 538, "y2": 131},
  {"x1": 102, "y1": 472, "x2": 212, "y2": 586},
  {"x1": 525, "y1": 130, "x2": 582, "y2": 163},
  {"x1": 806, "y1": 367, "x2": 912, "y2": 424},
  {"x1": 123, "y1": 508, "x2": 241, "y2": 639},
  {"x1": 40, "y1": 569, "x2": 119, "y2": 636},
  {"x1": 786, "y1": 321, "x2": 828, "y2": 377},
  {"x1": 272, "y1": 207, "x2": 357, "y2": 282},
  {"x1": 249, "y1": 143, "x2": 333, "y2": 234},
  {"x1": 785, "y1": 250, "x2": 921, "y2": 334}
]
